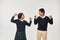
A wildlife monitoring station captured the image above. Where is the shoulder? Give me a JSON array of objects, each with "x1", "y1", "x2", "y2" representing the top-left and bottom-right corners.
[
  {"x1": 36, "y1": 16, "x2": 41, "y2": 21},
  {"x1": 23, "y1": 20, "x2": 27, "y2": 22},
  {"x1": 23, "y1": 20, "x2": 26, "y2": 21},
  {"x1": 16, "y1": 19, "x2": 19, "y2": 21},
  {"x1": 15, "y1": 19, "x2": 19, "y2": 21},
  {"x1": 23, "y1": 20, "x2": 28, "y2": 24},
  {"x1": 45, "y1": 16, "x2": 50, "y2": 20},
  {"x1": 45, "y1": 16, "x2": 49, "y2": 18},
  {"x1": 37, "y1": 16, "x2": 41, "y2": 19}
]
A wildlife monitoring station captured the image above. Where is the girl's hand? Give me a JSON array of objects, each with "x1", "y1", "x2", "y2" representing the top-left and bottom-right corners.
[
  {"x1": 13, "y1": 13, "x2": 17, "y2": 17},
  {"x1": 34, "y1": 15, "x2": 37, "y2": 19},
  {"x1": 29, "y1": 18, "x2": 32, "y2": 21}
]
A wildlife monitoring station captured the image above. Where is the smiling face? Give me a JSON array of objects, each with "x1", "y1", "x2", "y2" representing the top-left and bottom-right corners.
[
  {"x1": 18, "y1": 13, "x2": 25, "y2": 20},
  {"x1": 39, "y1": 11, "x2": 44, "y2": 16},
  {"x1": 39, "y1": 8, "x2": 45, "y2": 17},
  {"x1": 21, "y1": 14, "x2": 25, "y2": 20}
]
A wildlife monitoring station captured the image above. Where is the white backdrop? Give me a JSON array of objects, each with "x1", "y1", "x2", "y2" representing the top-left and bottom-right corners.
[{"x1": 0, "y1": 0, "x2": 60, "y2": 40}]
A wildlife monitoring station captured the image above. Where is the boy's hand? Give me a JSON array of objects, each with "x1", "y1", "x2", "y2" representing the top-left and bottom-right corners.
[
  {"x1": 29, "y1": 18, "x2": 32, "y2": 21},
  {"x1": 49, "y1": 15, "x2": 53, "y2": 19},
  {"x1": 13, "y1": 13, "x2": 17, "y2": 17},
  {"x1": 34, "y1": 15, "x2": 37, "y2": 19}
]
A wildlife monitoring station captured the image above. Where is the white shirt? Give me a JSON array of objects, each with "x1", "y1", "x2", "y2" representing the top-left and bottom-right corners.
[
  {"x1": 20, "y1": 19, "x2": 24, "y2": 22},
  {"x1": 40, "y1": 16, "x2": 46, "y2": 18}
]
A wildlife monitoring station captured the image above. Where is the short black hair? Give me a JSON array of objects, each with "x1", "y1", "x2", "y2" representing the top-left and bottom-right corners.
[
  {"x1": 18, "y1": 13, "x2": 23, "y2": 19},
  {"x1": 39, "y1": 8, "x2": 45, "y2": 14}
]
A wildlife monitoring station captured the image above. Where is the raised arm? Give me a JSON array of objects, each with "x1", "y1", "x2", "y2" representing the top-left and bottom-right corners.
[
  {"x1": 34, "y1": 16, "x2": 38, "y2": 25},
  {"x1": 11, "y1": 13, "x2": 17, "y2": 23},
  {"x1": 48, "y1": 16, "x2": 53, "y2": 25},
  {"x1": 25, "y1": 18, "x2": 32, "y2": 26}
]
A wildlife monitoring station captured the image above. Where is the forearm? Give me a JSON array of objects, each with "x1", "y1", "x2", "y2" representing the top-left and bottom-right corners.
[
  {"x1": 10, "y1": 16, "x2": 17, "y2": 23},
  {"x1": 25, "y1": 20, "x2": 32, "y2": 26},
  {"x1": 28, "y1": 21, "x2": 32, "y2": 26},
  {"x1": 11, "y1": 16, "x2": 15, "y2": 22},
  {"x1": 34, "y1": 18, "x2": 37, "y2": 25},
  {"x1": 49, "y1": 18, "x2": 53, "y2": 24},
  {"x1": 50, "y1": 18, "x2": 53, "y2": 24}
]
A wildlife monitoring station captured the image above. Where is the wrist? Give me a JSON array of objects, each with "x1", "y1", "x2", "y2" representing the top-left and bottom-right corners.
[{"x1": 12, "y1": 15, "x2": 16, "y2": 18}]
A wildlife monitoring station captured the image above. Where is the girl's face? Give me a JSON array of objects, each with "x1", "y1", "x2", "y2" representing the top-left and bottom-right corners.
[{"x1": 21, "y1": 14, "x2": 25, "y2": 20}]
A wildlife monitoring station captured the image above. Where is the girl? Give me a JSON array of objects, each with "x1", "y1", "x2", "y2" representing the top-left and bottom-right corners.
[{"x1": 11, "y1": 13, "x2": 32, "y2": 40}]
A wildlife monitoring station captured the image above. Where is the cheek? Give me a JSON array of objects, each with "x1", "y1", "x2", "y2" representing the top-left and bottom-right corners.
[
  {"x1": 23, "y1": 16, "x2": 24, "y2": 18},
  {"x1": 39, "y1": 13, "x2": 42, "y2": 15},
  {"x1": 40, "y1": 13, "x2": 44, "y2": 15},
  {"x1": 39, "y1": 12, "x2": 42, "y2": 15},
  {"x1": 22, "y1": 16, "x2": 24, "y2": 18}
]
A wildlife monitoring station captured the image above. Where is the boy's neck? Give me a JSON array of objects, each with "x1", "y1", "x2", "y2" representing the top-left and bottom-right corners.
[
  {"x1": 40, "y1": 15, "x2": 45, "y2": 18},
  {"x1": 40, "y1": 15, "x2": 44, "y2": 17}
]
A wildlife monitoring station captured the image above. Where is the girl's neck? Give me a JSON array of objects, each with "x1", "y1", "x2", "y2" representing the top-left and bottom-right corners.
[
  {"x1": 20, "y1": 18, "x2": 23, "y2": 20},
  {"x1": 19, "y1": 19, "x2": 24, "y2": 21}
]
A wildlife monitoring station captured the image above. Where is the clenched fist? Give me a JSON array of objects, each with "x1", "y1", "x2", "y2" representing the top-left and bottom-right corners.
[
  {"x1": 34, "y1": 15, "x2": 37, "y2": 19},
  {"x1": 13, "y1": 13, "x2": 17, "y2": 17},
  {"x1": 49, "y1": 15, "x2": 53, "y2": 19},
  {"x1": 29, "y1": 18, "x2": 32, "y2": 21}
]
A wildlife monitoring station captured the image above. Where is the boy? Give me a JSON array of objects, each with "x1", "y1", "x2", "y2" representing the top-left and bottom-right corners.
[
  {"x1": 11, "y1": 13, "x2": 32, "y2": 40},
  {"x1": 34, "y1": 8, "x2": 53, "y2": 40}
]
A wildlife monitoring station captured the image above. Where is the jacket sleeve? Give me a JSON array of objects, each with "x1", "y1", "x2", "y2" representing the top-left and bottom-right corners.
[
  {"x1": 34, "y1": 18, "x2": 38, "y2": 25},
  {"x1": 25, "y1": 21, "x2": 32, "y2": 26},
  {"x1": 10, "y1": 16, "x2": 17, "y2": 23},
  {"x1": 48, "y1": 17, "x2": 53, "y2": 25}
]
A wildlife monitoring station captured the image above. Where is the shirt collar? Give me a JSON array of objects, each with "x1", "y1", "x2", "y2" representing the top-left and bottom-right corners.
[
  {"x1": 40, "y1": 15, "x2": 46, "y2": 18},
  {"x1": 19, "y1": 19, "x2": 24, "y2": 22}
]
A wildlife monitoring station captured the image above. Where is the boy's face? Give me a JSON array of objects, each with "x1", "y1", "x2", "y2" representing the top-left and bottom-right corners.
[
  {"x1": 21, "y1": 14, "x2": 25, "y2": 19},
  {"x1": 39, "y1": 11, "x2": 44, "y2": 16}
]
